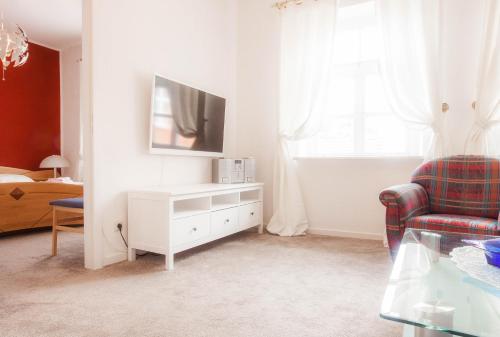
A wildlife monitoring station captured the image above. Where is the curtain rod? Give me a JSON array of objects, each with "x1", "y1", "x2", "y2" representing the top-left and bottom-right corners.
[{"x1": 273, "y1": 0, "x2": 318, "y2": 10}]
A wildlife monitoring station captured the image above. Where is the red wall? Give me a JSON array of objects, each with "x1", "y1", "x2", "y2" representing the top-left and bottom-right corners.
[{"x1": 0, "y1": 43, "x2": 60, "y2": 170}]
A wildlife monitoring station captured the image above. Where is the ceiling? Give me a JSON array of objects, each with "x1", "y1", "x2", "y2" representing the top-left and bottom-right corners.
[{"x1": 0, "y1": 0, "x2": 81, "y2": 50}]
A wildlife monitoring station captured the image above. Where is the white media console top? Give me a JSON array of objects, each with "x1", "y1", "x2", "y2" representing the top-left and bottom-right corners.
[
  {"x1": 129, "y1": 183, "x2": 263, "y2": 196},
  {"x1": 127, "y1": 183, "x2": 264, "y2": 270}
]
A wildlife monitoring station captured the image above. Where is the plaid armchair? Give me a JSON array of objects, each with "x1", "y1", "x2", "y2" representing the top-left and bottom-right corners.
[{"x1": 380, "y1": 156, "x2": 500, "y2": 258}]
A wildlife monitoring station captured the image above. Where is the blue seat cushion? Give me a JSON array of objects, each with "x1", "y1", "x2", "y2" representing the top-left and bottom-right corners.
[{"x1": 50, "y1": 197, "x2": 84, "y2": 209}]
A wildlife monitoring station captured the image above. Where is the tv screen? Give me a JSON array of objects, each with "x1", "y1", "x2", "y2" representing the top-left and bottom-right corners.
[{"x1": 150, "y1": 75, "x2": 226, "y2": 156}]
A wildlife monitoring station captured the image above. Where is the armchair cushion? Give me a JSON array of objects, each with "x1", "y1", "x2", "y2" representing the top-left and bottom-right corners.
[{"x1": 406, "y1": 214, "x2": 498, "y2": 235}]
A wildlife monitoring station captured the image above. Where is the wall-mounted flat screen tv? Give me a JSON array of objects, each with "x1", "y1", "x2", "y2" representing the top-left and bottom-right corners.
[{"x1": 149, "y1": 75, "x2": 226, "y2": 157}]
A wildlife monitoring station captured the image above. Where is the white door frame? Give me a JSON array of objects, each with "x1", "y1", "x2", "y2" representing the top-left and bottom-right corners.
[{"x1": 82, "y1": 0, "x2": 102, "y2": 270}]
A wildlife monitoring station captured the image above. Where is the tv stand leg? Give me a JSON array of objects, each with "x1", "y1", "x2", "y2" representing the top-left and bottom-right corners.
[
  {"x1": 258, "y1": 223, "x2": 264, "y2": 234},
  {"x1": 128, "y1": 248, "x2": 136, "y2": 261},
  {"x1": 165, "y1": 253, "x2": 174, "y2": 271}
]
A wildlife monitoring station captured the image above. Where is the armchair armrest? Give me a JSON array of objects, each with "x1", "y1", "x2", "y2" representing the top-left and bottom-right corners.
[
  {"x1": 379, "y1": 183, "x2": 430, "y2": 257},
  {"x1": 380, "y1": 183, "x2": 429, "y2": 219}
]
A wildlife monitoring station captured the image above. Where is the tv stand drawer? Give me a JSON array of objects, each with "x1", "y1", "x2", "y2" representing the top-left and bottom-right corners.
[
  {"x1": 172, "y1": 214, "x2": 210, "y2": 247},
  {"x1": 211, "y1": 207, "x2": 238, "y2": 236},
  {"x1": 239, "y1": 202, "x2": 262, "y2": 229}
]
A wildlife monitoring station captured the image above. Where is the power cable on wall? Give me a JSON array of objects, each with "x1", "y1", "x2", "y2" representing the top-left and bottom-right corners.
[{"x1": 117, "y1": 223, "x2": 157, "y2": 257}]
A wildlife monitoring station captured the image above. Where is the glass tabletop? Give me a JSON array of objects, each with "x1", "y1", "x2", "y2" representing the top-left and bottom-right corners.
[{"x1": 380, "y1": 229, "x2": 500, "y2": 337}]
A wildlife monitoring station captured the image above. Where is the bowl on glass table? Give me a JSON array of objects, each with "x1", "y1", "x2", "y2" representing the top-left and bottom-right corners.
[
  {"x1": 483, "y1": 239, "x2": 500, "y2": 268},
  {"x1": 463, "y1": 238, "x2": 500, "y2": 268}
]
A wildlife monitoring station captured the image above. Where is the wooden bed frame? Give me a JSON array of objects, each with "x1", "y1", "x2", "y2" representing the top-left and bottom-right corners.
[{"x1": 0, "y1": 166, "x2": 84, "y2": 234}]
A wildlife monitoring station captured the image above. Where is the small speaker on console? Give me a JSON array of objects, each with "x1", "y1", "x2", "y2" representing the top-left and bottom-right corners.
[
  {"x1": 244, "y1": 158, "x2": 255, "y2": 183},
  {"x1": 212, "y1": 158, "x2": 255, "y2": 184}
]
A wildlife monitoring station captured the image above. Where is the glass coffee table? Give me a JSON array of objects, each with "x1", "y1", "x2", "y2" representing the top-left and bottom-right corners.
[{"x1": 380, "y1": 229, "x2": 500, "y2": 337}]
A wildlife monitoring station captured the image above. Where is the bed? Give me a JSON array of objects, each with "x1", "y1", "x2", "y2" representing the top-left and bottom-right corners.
[{"x1": 0, "y1": 166, "x2": 84, "y2": 234}]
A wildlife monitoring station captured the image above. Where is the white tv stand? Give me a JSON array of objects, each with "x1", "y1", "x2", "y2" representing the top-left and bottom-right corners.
[{"x1": 127, "y1": 183, "x2": 264, "y2": 270}]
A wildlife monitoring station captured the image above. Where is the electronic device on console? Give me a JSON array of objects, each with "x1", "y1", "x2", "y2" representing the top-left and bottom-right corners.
[{"x1": 212, "y1": 158, "x2": 255, "y2": 184}]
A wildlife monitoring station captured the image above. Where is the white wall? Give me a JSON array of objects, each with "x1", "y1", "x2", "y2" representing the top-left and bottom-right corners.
[
  {"x1": 297, "y1": 157, "x2": 422, "y2": 239},
  {"x1": 60, "y1": 44, "x2": 82, "y2": 180},
  {"x1": 236, "y1": 0, "x2": 486, "y2": 240},
  {"x1": 88, "y1": 0, "x2": 238, "y2": 266},
  {"x1": 236, "y1": 0, "x2": 280, "y2": 222}
]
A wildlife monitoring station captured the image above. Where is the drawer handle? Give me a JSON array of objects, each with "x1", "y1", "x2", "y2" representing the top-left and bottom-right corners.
[
  {"x1": 250, "y1": 212, "x2": 254, "y2": 216},
  {"x1": 192, "y1": 227, "x2": 197, "y2": 232},
  {"x1": 225, "y1": 219, "x2": 230, "y2": 223}
]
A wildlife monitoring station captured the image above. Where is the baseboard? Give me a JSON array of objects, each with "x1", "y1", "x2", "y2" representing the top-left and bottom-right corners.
[
  {"x1": 307, "y1": 227, "x2": 384, "y2": 241},
  {"x1": 103, "y1": 251, "x2": 127, "y2": 266}
]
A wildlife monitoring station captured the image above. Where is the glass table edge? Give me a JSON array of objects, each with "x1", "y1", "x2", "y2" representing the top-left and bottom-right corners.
[
  {"x1": 379, "y1": 228, "x2": 500, "y2": 337},
  {"x1": 379, "y1": 313, "x2": 479, "y2": 337}
]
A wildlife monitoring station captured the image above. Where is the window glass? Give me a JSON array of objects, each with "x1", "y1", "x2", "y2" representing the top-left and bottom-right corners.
[{"x1": 296, "y1": 0, "x2": 424, "y2": 157}]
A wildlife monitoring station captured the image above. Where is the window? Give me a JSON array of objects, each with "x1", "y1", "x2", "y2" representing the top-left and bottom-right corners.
[{"x1": 296, "y1": 0, "x2": 428, "y2": 157}]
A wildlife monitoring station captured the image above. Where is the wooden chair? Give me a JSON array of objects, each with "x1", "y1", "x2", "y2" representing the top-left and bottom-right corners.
[{"x1": 49, "y1": 197, "x2": 84, "y2": 256}]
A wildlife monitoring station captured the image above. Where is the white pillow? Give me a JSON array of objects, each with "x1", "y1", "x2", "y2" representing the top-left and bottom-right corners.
[{"x1": 0, "y1": 174, "x2": 34, "y2": 183}]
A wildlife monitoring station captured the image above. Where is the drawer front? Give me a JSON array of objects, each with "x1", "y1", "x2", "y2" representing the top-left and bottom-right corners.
[
  {"x1": 172, "y1": 213, "x2": 210, "y2": 247},
  {"x1": 211, "y1": 207, "x2": 238, "y2": 236},
  {"x1": 238, "y1": 202, "x2": 262, "y2": 229}
]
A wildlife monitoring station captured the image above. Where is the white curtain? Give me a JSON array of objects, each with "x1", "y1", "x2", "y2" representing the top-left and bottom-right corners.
[
  {"x1": 377, "y1": 0, "x2": 446, "y2": 160},
  {"x1": 267, "y1": 0, "x2": 337, "y2": 236},
  {"x1": 465, "y1": 0, "x2": 500, "y2": 155}
]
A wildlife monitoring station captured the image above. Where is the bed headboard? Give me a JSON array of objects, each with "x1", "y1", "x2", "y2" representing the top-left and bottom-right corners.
[{"x1": 0, "y1": 166, "x2": 54, "y2": 181}]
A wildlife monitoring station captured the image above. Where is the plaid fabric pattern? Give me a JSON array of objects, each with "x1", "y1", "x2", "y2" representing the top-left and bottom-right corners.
[
  {"x1": 411, "y1": 156, "x2": 500, "y2": 219},
  {"x1": 379, "y1": 183, "x2": 429, "y2": 257},
  {"x1": 380, "y1": 156, "x2": 500, "y2": 259},
  {"x1": 406, "y1": 214, "x2": 498, "y2": 235}
]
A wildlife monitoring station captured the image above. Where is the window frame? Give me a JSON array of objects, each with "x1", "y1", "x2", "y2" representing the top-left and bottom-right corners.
[{"x1": 294, "y1": 0, "x2": 425, "y2": 160}]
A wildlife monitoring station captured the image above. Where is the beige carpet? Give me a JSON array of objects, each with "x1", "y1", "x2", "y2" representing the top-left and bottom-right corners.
[{"x1": 0, "y1": 230, "x2": 402, "y2": 337}]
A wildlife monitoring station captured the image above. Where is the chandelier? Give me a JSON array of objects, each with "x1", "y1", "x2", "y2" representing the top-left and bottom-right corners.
[{"x1": 0, "y1": 14, "x2": 29, "y2": 81}]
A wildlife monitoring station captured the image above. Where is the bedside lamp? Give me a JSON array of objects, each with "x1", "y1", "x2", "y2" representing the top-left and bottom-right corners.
[{"x1": 40, "y1": 155, "x2": 70, "y2": 178}]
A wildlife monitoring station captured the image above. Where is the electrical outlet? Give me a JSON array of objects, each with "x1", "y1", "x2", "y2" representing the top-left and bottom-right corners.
[{"x1": 116, "y1": 222, "x2": 128, "y2": 248}]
